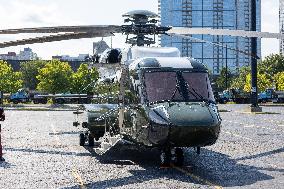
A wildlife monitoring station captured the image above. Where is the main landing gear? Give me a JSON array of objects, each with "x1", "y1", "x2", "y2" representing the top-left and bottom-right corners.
[
  {"x1": 79, "y1": 132, "x2": 96, "y2": 147},
  {"x1": 160, "y1": 147, "x2": 184, "y2": 167}
]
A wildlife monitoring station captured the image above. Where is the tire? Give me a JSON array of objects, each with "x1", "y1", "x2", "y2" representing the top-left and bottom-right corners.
[
  {"x1": 160, "y1": 149, "x2": 171, "y2": 167},
  {"x1": 79, "y1": 133, "x2": 85, "y2": 146},
  {"x1": 13, "y1": 100, "x2": 19, "y2": 104},
  {"x1": 174, "y1": 148, "x2": 184, "y2": 167},
  {"x1": 41, "y1": 99, "x2": 48, "y2": 104},
  {"x1": 88, "y1": 134, "x2": 95, "y2": 147},
  {"x1": 196, "y1": 147, "x2": 201, "y2": 154},
  {"x1": 56, "y1": 98, "x2": 64, "y2": 104}
]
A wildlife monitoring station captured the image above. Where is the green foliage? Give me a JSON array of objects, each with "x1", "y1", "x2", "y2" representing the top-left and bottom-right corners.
[
  {"x1": 230, "y1": 54, "x2": 284, "y2": 92},
  {"x1": 258, "y1": 54, "x2": 284, "y2": 77},
  {"x1": 244, "y1": 72, "x2": 271, "y2": 92},
  {"x1": 20, "y1": 60, "x2": 47, "y2": 90},
  {"x1": 95, "y1": 82, "x2": 119, "y2": 95},
  {"x1": 231, "y1": 66, "x2": 250, "y2": 90},
  {"x1": 36, "y1": 60, "x2": 73, "y2": 94},
  {"x1": 216, "y1": 68, "x2": 233, "y2": 90},
  {"x1": 0, "y1": 60, "x2": 23, "y2": 93},
  {"x1": 274, "y1": 72, "x2": 284, "y2": 90},
  {"x1": 71, "y1": 64, "x2": 99, "y2": 93}
]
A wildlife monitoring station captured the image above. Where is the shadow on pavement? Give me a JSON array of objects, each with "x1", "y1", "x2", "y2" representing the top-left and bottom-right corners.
[
  {"x1": 4, "y1": 144, "x2": 277, "y2": 188},
  {"x1": 235, "y1": 147, "x2": 284, "y2": 161},
  {"x1": 62, "y1": 144, "x2": 274, "y2": 189},
  {"x1": 4, "y1": 147, "x2": 92, "y2": 157},
  {"x1": 0, "y1": 161, "x2": 14, "y2": 169}
]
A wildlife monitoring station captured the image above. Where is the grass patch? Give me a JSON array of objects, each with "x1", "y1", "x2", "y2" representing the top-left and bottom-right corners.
[{"x1": 226, "y1": 102, "x2": 236, "y2": 104}]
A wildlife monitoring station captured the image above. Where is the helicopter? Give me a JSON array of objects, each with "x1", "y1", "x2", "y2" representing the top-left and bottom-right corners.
[{"x1": 0, "y1": 10, "x2": 284, "y2": 166}]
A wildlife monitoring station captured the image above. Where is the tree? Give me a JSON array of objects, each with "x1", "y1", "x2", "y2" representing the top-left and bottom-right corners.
[
  {"x1": 0, "y1": 60, "x2": 23, "y2": 93},
  {"x1": 258, "y1": 54, "x2": 284, "y2": 79},
  {"x1": 231, "y1": 66, "x2": 250, "y2": 90},
  {"x1": 244, "y1": 72, "x2": 271, "y2": 93},
  {"x1": 36, "y1": 60, "x2": 73, "y2": 94},
  {"x1": 216, "y1": 67, "x2": 233, "y2": 90},
  {"x1": 95, "y1": 82, "x2": 120, "y2": 95},
  {"x1": 71, "y1": 63, "x2": 99, "y2": 93},
  {"x1": 274, "y1": 72, "x2": 284, "y2": 91},
  {"x1": 20, "y1": 60, "x2": 47, "y2": 90}
]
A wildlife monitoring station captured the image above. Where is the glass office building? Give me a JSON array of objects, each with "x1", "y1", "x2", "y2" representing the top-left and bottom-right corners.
[
  {"x1": 280, "y1": 0, "x2": 284, "y2": 54},
  {"x1": 159, "y1": 0, "x2": 261, "y2": 75}
]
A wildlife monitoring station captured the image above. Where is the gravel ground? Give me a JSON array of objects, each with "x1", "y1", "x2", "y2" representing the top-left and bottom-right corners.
[{"x1": 0, "y1": 104, "x2": 283, "y2": 189}]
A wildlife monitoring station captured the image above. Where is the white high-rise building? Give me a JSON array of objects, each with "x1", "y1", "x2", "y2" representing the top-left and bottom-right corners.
[{"x1": 280, "y1": 0, "x2": 284, "y2": 53}]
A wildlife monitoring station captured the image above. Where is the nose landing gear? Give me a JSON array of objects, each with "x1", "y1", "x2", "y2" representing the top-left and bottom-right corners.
[{"x1": 160, "y1": 147, "x2": 184, "y2": 167}]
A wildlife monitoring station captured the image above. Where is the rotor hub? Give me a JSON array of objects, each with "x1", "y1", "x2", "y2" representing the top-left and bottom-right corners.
[{"x1": 121, "y1": 10, "x2": 171, "y2": 46}]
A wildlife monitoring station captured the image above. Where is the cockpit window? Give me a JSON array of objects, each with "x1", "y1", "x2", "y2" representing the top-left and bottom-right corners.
[
  {"x1": 144, "y1": 71, "x2": 214, "y2": 103},
  {"x1": 144, "y1": 72, "x2": 182, "y2": 103},
  {"x1": 182, "y1": 72, "x2": 214, "y2": 102}
]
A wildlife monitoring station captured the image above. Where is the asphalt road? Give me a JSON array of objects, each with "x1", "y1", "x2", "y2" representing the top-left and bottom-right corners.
[{"x1": 0, "y1": 104, "x2": 283, "y2": 189}]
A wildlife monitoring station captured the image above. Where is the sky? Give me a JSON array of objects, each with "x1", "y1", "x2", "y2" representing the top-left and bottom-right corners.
[{"x1": 0, "y1": 0, "x2": 280, "y2": 59}]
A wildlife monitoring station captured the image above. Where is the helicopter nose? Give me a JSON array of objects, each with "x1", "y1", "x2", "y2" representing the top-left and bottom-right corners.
[
  {"x1": 168, "y1": 102, "x2": 218, "y2": 127},
  {"x1": 167, "y1": 102, "x2": 221, "y2": 147}
]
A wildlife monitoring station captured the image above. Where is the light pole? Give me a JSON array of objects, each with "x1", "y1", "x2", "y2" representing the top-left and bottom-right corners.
[
  {"x1": 225, "y1": 45, "x2": 228, "y2": 89},
  {"x1": 250, "y1": 0, "x2": 262, "y2": 112}
]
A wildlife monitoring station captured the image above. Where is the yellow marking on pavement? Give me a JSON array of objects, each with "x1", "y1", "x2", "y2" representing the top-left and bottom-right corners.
[
  {"x1": 172, "y1": 165, "x2": 223, "y2": 189},
  {"x1": 46, "y1": 113, "x2": 87, "y2": 188},
  {"x1": 72, "y1": 168, "x2": 86, "y2": 189}
]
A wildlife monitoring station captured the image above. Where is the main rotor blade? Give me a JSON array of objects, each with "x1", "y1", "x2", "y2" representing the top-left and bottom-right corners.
[
  {"x1": 0, "y1": 32, "x2": 114, "y2": 48},
  {"x1": 169, "y1": 27, "x2": 284, "y2": 39},
  {"x1": 0, "y1": 25, "x2": 121, "y2": 34},
  {"x1": 169, "y1": 33, "x2": 258, "y2": 58}
]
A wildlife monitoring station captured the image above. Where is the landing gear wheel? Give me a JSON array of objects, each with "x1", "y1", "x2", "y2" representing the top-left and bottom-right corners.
[
  {"x1": 88, "y1": 134, "x2": 95, "y2": 147},
  {"x1": 174, "y1": 148, "x2": 184, "y2": 166},
  {"x1": 196, "y1": 147, "x2": 201, "y2": 155},
  {"x1": 160, "y1": 149, "x2": 171, "y2": 168},
  {"x1": 79, "y1": 133, "x2": 85, "y2": 146}
]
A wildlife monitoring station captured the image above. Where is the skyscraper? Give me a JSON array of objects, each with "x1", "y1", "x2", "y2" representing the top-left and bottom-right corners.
[
  {"x1": 280, "y1": 0, "x2": 284, "y2": 54},
  {"x1": 159, "y1": 0, "x2": 261, "y2": 75}
]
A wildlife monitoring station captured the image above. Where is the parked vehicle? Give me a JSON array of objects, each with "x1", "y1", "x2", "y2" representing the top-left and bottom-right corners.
[
  {"x1": 9, "y1": 89, "x2": 30, "y2": 104},
  {"x1": 31, "y1": 93, "x2": 48, "y2": 104},
  {"x1": 216, "y1": 88, "x2": 250, "y2": 104},
  {"x1": 218, "y1": 90, "x2": 232, "y2": 104},
  {"x1": 271, "y1": 90, "x2": 284, "y2": 103},
  {"x1": 258, "y1": 89, "x2": 274, "y2": 103},
  {"x1": 9, "y1": 89, "x2": 48, "y2": 104},
  {"x1": 258, "y1": 89, "x2": 284, "y2": 103}
]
